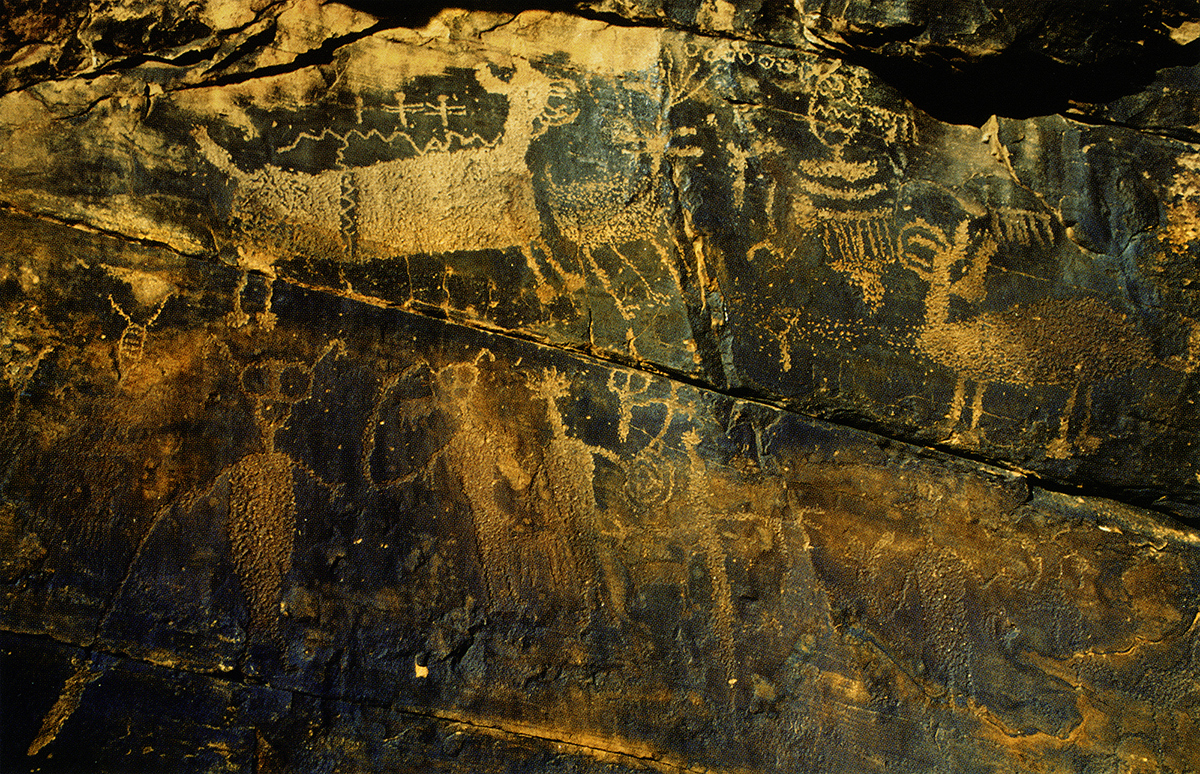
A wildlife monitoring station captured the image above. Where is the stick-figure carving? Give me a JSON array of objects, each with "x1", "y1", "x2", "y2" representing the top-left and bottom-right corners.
[
  {"x1": 108, "y1": 294, "x2": 171, "y2": 379},
  {"x1": 897, "y1": 198, "x2": 1157, "y2": 455}
]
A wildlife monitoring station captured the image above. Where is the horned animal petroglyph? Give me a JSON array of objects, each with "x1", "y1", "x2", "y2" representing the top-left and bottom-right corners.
[
  {"x1": 897, "y1": 212, "x2": 1177, "y2": 456},
  {"x1": 194, "y1": 58, "x2": 578, "y2": 270}
]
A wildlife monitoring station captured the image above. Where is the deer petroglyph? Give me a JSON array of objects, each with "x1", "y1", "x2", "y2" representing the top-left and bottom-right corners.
[{"x1": 896, "y1": 205, "x2": 1184, "y2": 456}]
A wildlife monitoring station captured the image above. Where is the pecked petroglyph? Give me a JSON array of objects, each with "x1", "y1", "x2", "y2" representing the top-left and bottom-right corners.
[
  {"x1": 368, "y1": 355, "x2": 604, "y2": 613},
  {"x1": 193, "y1": 55, "x2": 579, "y2": 270},
  {"x1": 107, "y1": 292, "x2": 172, "y2": 379},
  {"x1": 682, "y1": 428, "x2": 739, "y2": 695},
  {"x1": 189, "y1": 29, "x2": 702, "y2": 358},
  {"x1": 818, "y1": 209, "x2": 895, "y2": 312},
  {"x1": 545, "y1": 168, "x2": 680, "y2": 325},
  {"x1": 798, "y1": 62, "x2": 912, "y2": 312},
  {"x1": 228, "y1": 450, "x2": 297, "y2": 640},
  {"x1": 226, "y1": 270, "x2": 276, "y2": 330},
  {"x1": 221, "y1": 342, "x2": 342, "y2": 642},
  {"x1": 736, "y1": 58, "x2": 914, "y2": 314},
  {"x1": 895, "y1": 204, "x2": 1186, "y2": 456},
  {"x1": 352, "y1": 62, "x2": 577, "y2": 261},
  {"x1": 990, "y1": 207, "x2": 1055, "y2": 246}
]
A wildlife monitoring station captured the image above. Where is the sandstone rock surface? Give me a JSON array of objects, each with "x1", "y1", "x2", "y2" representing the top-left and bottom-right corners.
[{"x1": 2, "y1": 1, "x2": 1199, "y2": 772}]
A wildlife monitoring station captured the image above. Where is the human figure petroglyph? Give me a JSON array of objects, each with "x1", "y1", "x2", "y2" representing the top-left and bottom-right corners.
[
  {"x1": 108, "y1": 293, "x2": 171, "y2": 379},
  {"x1": 365, "y1": 356, "x2": 604, "y2": 614},
  {"x1": 740, "y1": 58, "x2": 913, "y2": 312},
  {"x1": 680, "y1": 427, "x2": 743, "y2": 703},
  {"x1": 799, "y1": 61, "x2": 913, "y2": 312},
  {"x1": 601, "y1": 369, "x2": 697, "y2": 510},
  {"x1": 98, "y1": 337, "x2": 346, "y2": 653},
  {"x1": 225, "y1": 342, "x2": 345, "y2": 641},
  {"x1": 272, "y1": 92, "x2": 479, "y2": 168}
]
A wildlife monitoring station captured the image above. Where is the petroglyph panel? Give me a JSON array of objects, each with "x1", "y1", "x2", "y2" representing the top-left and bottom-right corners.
[
  {"x1": 4, "y1": 3, "x2": 1200, "y2": 771},
  {"x1": 663, "y1": 32, "x2": 1200, "y2": 518},
  {"x1": 2, "y1": 8, "x2": 1196, "y2": 509},
  {"x1": 3, "y1": 211, "x2": 1200, "y2": 773},
  {"x1": 0, "y1": 11, "x2": 698, "y2": 375}
]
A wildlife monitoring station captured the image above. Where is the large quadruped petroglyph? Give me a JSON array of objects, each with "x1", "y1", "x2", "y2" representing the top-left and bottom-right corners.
[{"x1": 2, "y1": 0, "x2": 1200, "y2": 772}]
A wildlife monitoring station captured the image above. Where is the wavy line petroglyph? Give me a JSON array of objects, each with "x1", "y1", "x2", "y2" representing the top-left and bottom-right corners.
[
  {"x1": 353, "y1": 63, "x2": 577, "y2": 262},
  {"x1": 193, "y1": 56, "x2": 579, "y2": 271}
]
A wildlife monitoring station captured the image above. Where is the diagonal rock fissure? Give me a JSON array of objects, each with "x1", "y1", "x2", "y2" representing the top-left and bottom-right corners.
[
  {"x1": 170, "y1": 15, "x2": 424, "y2": 93},
  {"x1": 0, "y1": 203, "x2": 213, "y2": 259},
  {"x1": 385, "y1": 705, "x2": 719, "y2": 773},
  {"x1": 6, "y1": 627, "x2": 713, "y2": 772},
  {"x1": 3, "y1": 195, "x2": 1195, "y2": 529},
  {"x1": 274, "y1": 268, "x2": 1200, "y2": 532},
  {"x1": 1061, "y1": 110, "x2": 1200, "y2": 146}
]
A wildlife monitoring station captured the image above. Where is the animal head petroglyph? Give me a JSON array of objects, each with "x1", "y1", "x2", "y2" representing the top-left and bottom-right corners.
[{"x1": 898, "y1": 216, "x2": 994, "y2": 306}]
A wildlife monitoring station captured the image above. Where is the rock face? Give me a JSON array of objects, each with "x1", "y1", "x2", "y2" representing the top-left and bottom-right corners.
[{"x1": 2, "y1": 2, "x2": 1199, "y2": 772}]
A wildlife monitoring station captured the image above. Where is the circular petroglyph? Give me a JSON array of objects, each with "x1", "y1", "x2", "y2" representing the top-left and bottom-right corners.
[{"x1": 623, "y1": 450, "x2": 677, "y2": 510}]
